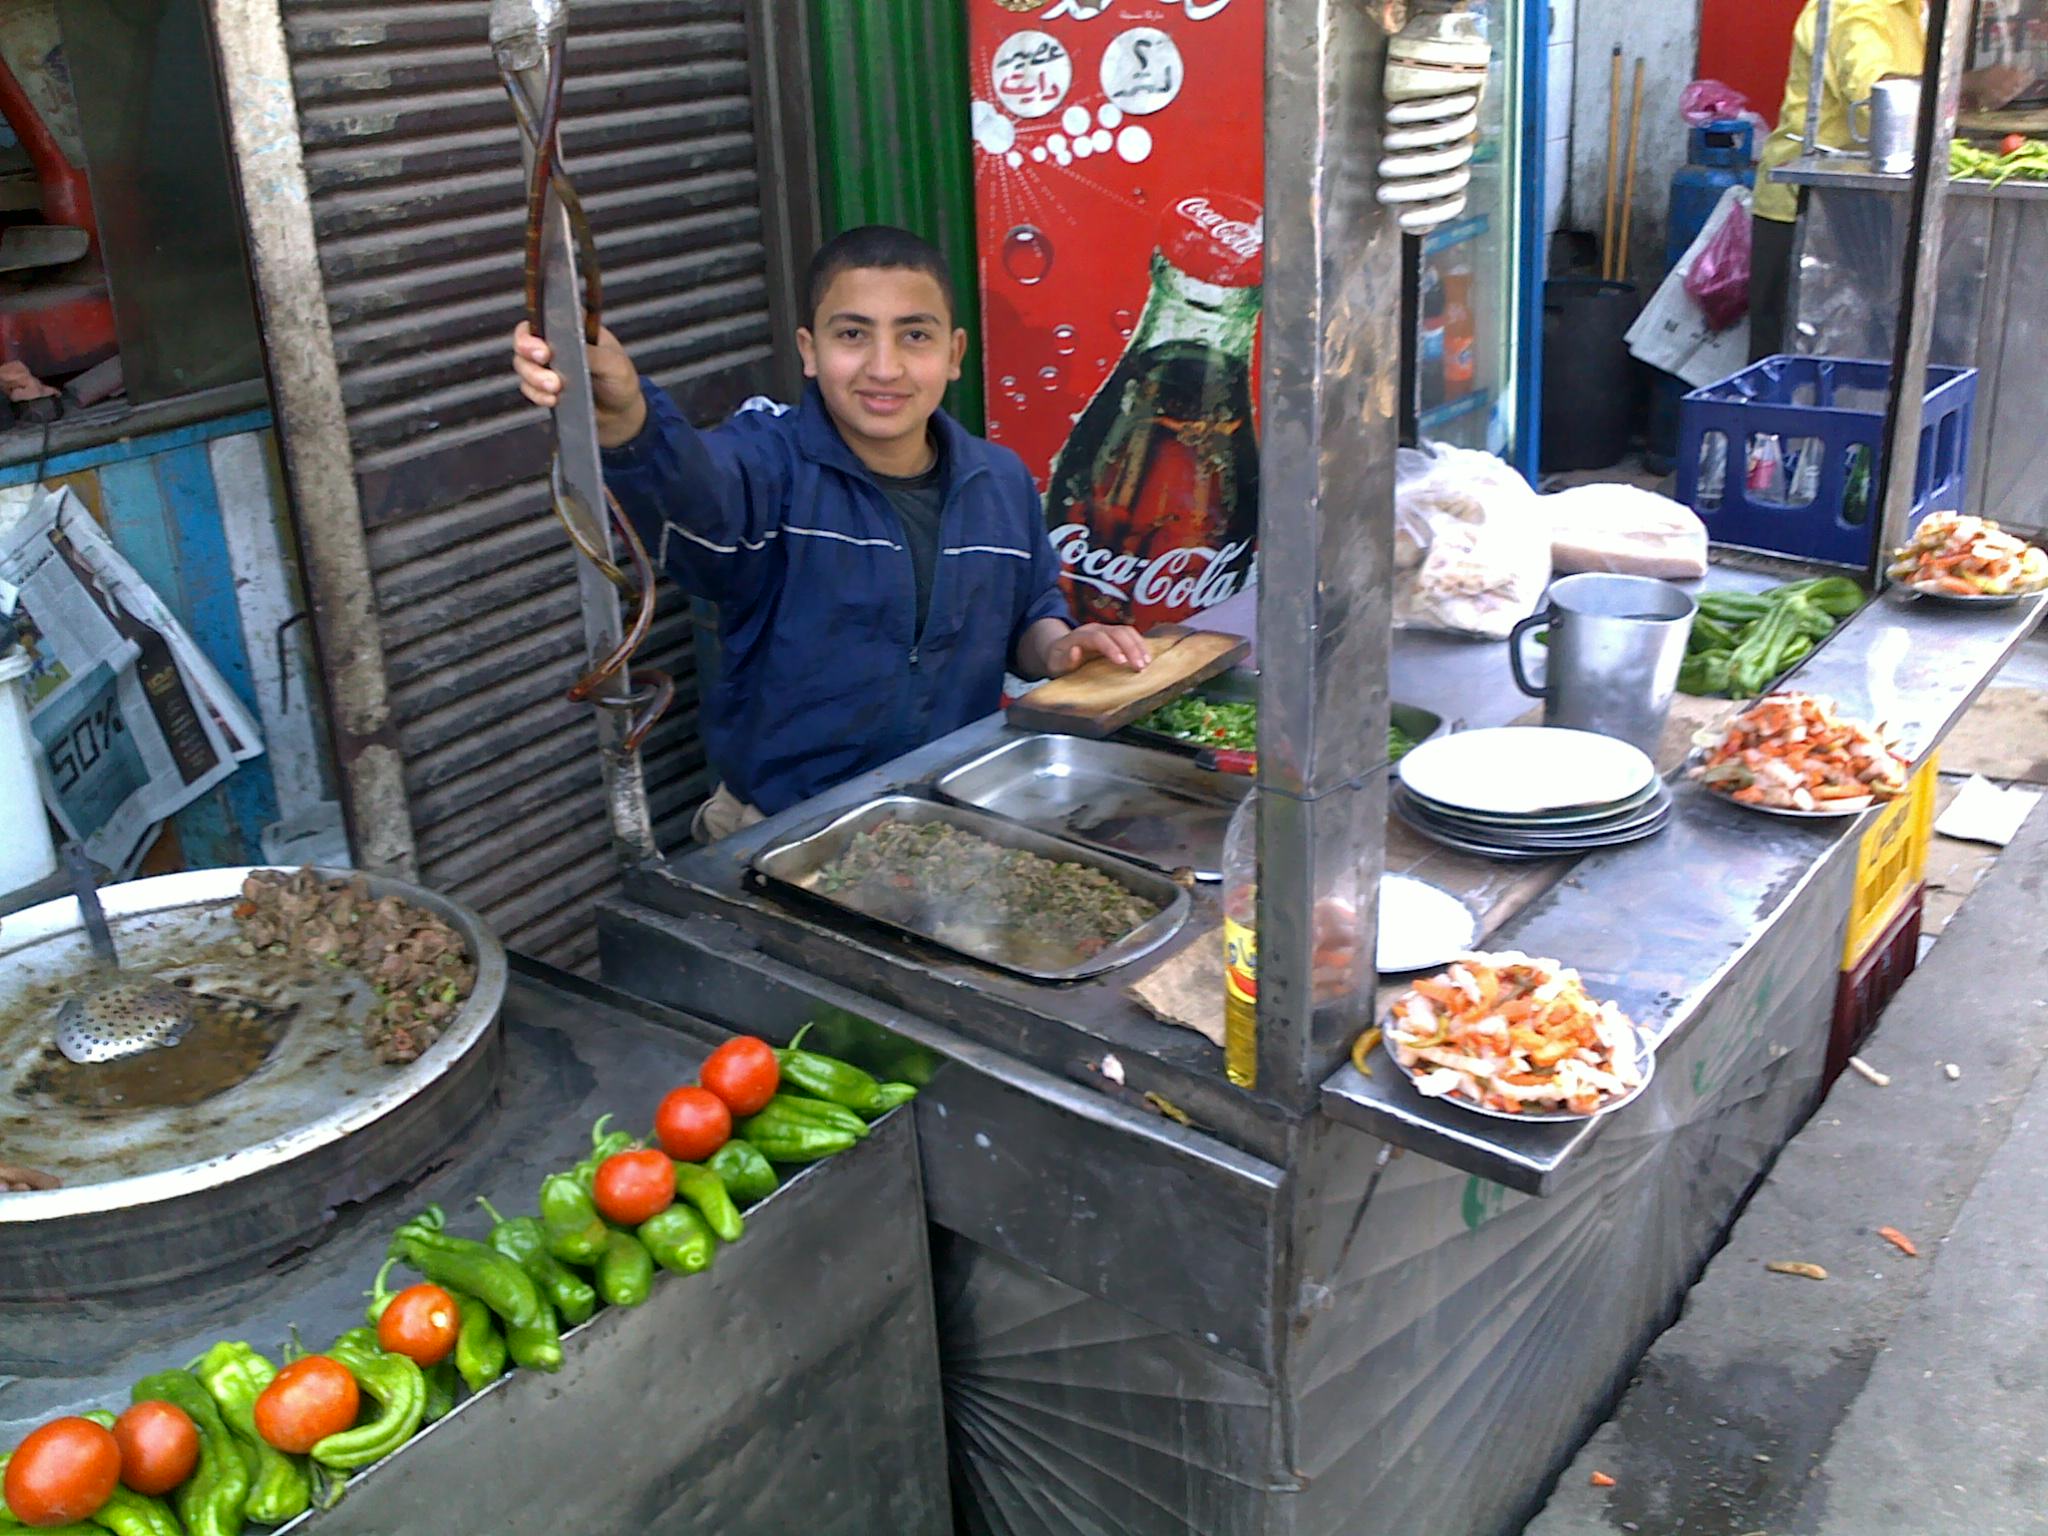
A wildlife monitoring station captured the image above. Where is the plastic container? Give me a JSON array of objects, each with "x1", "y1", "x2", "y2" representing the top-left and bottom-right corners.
[
  {"x1": 0, "y1": 644, "x2": 58, "y2": 899},
  {"x1": 1829, "y1": 883, "x2": 1923, "y2": 1084},
  {"x1": 1843, "y1": 753, "x2": 1939, "y2": 970},
  {"x1": 1541, "y1": 278, "x2": 1639, "y2": 472},
  {"x1": 1675, "y1": 355, "x2": 1978, "y2": 566}
]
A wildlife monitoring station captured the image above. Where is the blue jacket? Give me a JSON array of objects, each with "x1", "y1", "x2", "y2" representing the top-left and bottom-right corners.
[{"x1": 601, "y1": 379, "x2": 1072, "y2": 815}]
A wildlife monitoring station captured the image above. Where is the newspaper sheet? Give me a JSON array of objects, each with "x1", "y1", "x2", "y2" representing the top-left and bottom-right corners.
[{"x1": 0, "y1": 485, "x2": 264, "y2": 874}]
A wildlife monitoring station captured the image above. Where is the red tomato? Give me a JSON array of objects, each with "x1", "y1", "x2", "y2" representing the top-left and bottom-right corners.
[
  {"x1": 254, "y1": 1356, "x2": 361, "y2": 1455},
  {"x1": 377, "y1": 1282, "x2": 460, "y2": 1367},
  {"x1": 592, "y1": 1147, "x2": 675, "y2": 1224},
  {"x1": 698, "y1": 1038, "x2": 779, "y2": 1118},
  {"x1": 654, "y1": 1085, "x2": 734, "y2": 1162},
  {"x1": 111, "y1": 1401, "x2": 199, "y2": 1497},
  {"x1": 4, "y1": 1417, "x2": 121, "y2": 1526},
  {"x1": 2003, "y1": 132, "x2": 2029, "y2": 154}
]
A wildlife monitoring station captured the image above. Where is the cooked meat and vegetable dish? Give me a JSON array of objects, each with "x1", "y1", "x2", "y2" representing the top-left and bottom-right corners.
[
  {"x1": 234, "y1": 869, "x2": 476, "y2": 1063},
  {"x1": 814, "y1": 818, "x2": 1159, "y2": 961}
]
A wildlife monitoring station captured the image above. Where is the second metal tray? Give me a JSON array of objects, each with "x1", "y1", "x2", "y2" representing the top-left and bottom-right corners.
[
  {"x1": 749, "y1": 795, "x2": 1191, "y2": 982},
  {"x1": 934, "y1": 733, "x2": 1249, "y2": 881}
]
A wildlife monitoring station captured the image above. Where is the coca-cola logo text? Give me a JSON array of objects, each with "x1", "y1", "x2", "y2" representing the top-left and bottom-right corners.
[
  {"x1": 1175, "y1": 196, "x2": 1263, "y2": 260},
  {"x1": 1046, "y1": 0, "x2": 1234, "y2": 19},
  {"x1": 1051, "y1": 524, "x2": 1251, "y2": 612}
]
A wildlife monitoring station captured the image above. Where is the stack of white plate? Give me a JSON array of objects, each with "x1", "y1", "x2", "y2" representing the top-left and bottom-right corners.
[{"x1": 1392, "y1": 727, "x2": 1670, "y2": 861}]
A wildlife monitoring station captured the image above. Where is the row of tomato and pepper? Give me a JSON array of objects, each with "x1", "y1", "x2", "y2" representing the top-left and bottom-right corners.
[{"x1": 1, "y1": 1027, "x2": 917, "y2": 1533}]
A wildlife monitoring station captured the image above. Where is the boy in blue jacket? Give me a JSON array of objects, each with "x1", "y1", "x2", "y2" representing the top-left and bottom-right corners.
[{"x1": 513, "y1": 225, "x2": 1147, "y2": 842}]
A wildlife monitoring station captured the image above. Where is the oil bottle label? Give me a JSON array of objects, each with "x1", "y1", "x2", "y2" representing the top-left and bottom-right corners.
[
  {"x1": 1223, "y1": 915, "x2": 1257, "y2": 1088},
  {"x1": 1224, "y1": 917, "x2": 1256, "y2": 1000}
]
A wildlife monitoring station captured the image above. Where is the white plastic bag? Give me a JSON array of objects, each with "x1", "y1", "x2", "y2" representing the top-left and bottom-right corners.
[
  {"x1": 1393, "y1": 444, "x2": 1551, "y2": 638},
  {"x1": 1543, "y1": 482, "x2": 1708, "y2": 580}
]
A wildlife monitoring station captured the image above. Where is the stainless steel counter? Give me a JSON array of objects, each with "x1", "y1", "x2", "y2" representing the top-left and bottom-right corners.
[
  {"x1": 1321, "y1": 586, "x2": 2046, "y2": 1190},
  {"x1": 596, "y1": 574, "x2": 2042, "y2": 1536},
  {"x1": 1774, "y1": 154, "x2": 2048, "y2": 528}
]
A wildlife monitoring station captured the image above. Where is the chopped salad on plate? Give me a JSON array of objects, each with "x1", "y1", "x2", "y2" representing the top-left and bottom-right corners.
[
  {"x1": 1385, "y1": 952, "x2": 1644, "y2": 1117},
  {"x1": 1691, "y1": 692, "x2": 1909, "y2": 814},
  {"x1": 1887, "y1": 511, "x2": 2048, "y2": 597}
]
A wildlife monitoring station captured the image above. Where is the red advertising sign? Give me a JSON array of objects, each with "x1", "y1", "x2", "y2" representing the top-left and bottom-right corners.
[{"x1": 969, "y1": 0, "x2": 1265, "y2": 630}]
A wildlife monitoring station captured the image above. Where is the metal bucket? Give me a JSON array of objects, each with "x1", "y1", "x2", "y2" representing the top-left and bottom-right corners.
[{"x1": 1509, "y1": 574, "x2": 1697, "y2": 756}]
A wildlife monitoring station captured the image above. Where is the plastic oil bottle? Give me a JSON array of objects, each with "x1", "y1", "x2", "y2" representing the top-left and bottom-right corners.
[{"x1": 1221, "y1": 790, "x2": 1258, "y2": 1088}]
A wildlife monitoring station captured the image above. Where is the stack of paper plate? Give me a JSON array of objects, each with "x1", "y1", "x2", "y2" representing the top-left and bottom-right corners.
[{"x1": 1392, "y1": 727, "x2": 1670, "y2": 861}]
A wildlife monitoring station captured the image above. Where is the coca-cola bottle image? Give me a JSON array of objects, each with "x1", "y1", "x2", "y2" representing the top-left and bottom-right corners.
[{"x1": 1043, "y1": 192, "x2": 1262, "y2": 630}]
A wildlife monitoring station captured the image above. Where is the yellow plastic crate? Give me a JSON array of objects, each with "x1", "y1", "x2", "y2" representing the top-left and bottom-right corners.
[{"x1": 1842, "y1": 751, "x2": 1939, "y2": 969}]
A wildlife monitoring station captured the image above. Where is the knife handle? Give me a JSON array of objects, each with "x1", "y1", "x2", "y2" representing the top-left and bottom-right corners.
[{"x1": 1200, "y1": 748, "x2": 1258, "y2": 776}]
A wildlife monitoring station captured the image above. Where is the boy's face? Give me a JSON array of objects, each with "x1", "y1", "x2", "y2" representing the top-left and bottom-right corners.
[{"x1": 797, "y1": 267, "x2": 967, "y2": 459}]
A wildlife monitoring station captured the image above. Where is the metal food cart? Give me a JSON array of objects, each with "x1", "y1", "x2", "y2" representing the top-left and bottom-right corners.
[{"x1": 586, "y1": 6, "x2": 2045, "y2": 1533}]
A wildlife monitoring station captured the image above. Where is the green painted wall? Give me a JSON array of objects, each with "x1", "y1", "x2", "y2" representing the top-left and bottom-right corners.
[{"x1": 808, "y1": 0, "x2": 986, "y2": 430}]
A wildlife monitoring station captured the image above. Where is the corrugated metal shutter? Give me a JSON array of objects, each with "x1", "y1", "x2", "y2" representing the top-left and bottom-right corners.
[{"x1": 277, "y1": 0, "x2": 801, "y2": 969}]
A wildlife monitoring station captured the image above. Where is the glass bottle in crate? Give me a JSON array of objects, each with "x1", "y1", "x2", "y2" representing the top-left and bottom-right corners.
[
  {"x1": 1043, "y1": 193, "x2": 1264, "y2": 631},
  {"x1": 1222, "y1": 789, "x2": 1258, "y2": 1089}
]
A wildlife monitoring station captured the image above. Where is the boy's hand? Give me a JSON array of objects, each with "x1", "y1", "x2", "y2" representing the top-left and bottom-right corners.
[
  {"x1": 1043, "y1": 622, "x2": 1150, "y2": 678},
  {"x1": 512, "y1": 321, "x2": 648, "y2": 448}
]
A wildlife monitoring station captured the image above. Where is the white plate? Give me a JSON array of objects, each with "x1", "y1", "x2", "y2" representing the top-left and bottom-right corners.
[
  {"x1": 1376, "y1": 874, "x2": 1478, "y2": 974},
  {"x1": 1380, "y1": 1016, "x2": 1658, "y2": 1124},
  {"x1": 1891, "y1": 579, "x2": 2044, "y2": 607},
  {"x1": 1397, "y1": 727, "x2": 1656, "y2": 817}
]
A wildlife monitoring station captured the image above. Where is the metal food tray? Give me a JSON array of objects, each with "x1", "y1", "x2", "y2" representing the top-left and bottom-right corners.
[
  {"x1": 934, "y1": 733, "x2": 1248, "y2": 881},
  {"x1": 750, "y1": 795, "x2": 1191, "y2": 982}
]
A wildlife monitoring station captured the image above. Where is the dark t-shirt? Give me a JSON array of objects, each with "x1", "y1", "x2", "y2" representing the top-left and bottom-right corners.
[{"x1": 872, "y1": 436, "x2": 946, "y2": 632}]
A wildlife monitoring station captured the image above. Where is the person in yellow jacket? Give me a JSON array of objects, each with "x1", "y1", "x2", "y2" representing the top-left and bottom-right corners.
[{"x1": 1752, "y1": 0, "x2": 2026, "y2": 358}]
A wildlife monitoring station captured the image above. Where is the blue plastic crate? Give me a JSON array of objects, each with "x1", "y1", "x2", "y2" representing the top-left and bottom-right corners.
[{"x1": 1675, "y1": 355, "x2": 1977, "y2": 566}]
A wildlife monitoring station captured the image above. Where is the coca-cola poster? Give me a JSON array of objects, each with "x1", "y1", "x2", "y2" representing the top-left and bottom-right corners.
[{"x1": 968, "y1": 0, "x2": 1264, "y2": 630}]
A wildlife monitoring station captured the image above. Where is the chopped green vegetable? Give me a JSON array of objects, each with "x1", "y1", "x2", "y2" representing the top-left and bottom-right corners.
[
  {"x1": 1136, "y1": 696, "x2": 1258, "y2": 751},
  {"x1": 1137, "y1": 696, "x2": 1418, "y2": 762}
]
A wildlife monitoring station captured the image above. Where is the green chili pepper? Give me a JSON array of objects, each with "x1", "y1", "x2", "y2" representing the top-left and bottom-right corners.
[
  {"x1": 759, "y1": 1091, "x2": 869, "y2": 1138},
  {"x1": 452, "y1": 1290, "x2": 507, "y2": 1393},
  {"x1": 1695, "y1": 590, "x2": 1774, "y2": 625},
  {"x1": 422, "y1": 1361, "x2": 458, "y2": 1424},
  {"x1": 638, "y1": 1204, "x2": 716, "y2": 1274},
  {"x1": 871, "y1": 1081, "x2": 918, "y2": 1113},
  {"x1": 309, "y1": 1329, "x2": 426, "y2": 1472},
  {"x1": 1679, "y1": 650, "x2": 1734, "y2": 697},
  {"x1": 704, "y1": 1139, "x2": 780, "y2": 1206},
  {"x1": 189, "y1": 1341, "x2": 313, "y2": 1524},
  {"x1": 388, "y1": 1205, "x2": 551, "y2": 1348},
  {"x1": 132, "y1": 1368, "x2": 251, "y2": 1536},
  {"x1": 774, "y1": 1024, "x2": 895, "y2": 1115},
  {"x1": 671, "y1": 1164, "x2": 744, "y2": 1244},
  {"x1": 1685, "y1": 612, "x2": 1741, "y2": 654},
  {"x1": 539, "y1": 1168, "x2": 608, "y2": 1265},
  {"x1": 595, "y1": 1227, "x2": 655, "y2": 1307},
  {"x1": 738, "y1": 1099, "x2": 861, "y2": 1164},
  {"x1": 477, "y1": 1198, "x2": 597, "y2": 1326}
]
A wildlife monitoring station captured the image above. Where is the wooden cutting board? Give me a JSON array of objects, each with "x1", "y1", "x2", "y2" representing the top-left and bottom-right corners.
[{"x1": 1006, "y1": 625, "x2": 1251, "y2": 738}]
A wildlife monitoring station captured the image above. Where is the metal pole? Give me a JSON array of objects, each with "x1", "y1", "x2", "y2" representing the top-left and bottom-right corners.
[
  {"x1": 490, "y1": 0, "x2": 658, "y2": 866},
  {"x1": 1872, "y1": 0, "x2": 1972, "y2": 580},
  {"x1": 1802, "y1": 0, "x2": 1832, "y2": 156},
  {"x1": 1254, "y1": 0, "x2": 1399, "y2": 1111}
]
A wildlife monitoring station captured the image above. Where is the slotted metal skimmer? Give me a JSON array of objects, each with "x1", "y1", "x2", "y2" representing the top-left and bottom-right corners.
[{"x1": 51, "y1": 845, "x2": 196, "y2": 1065}]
